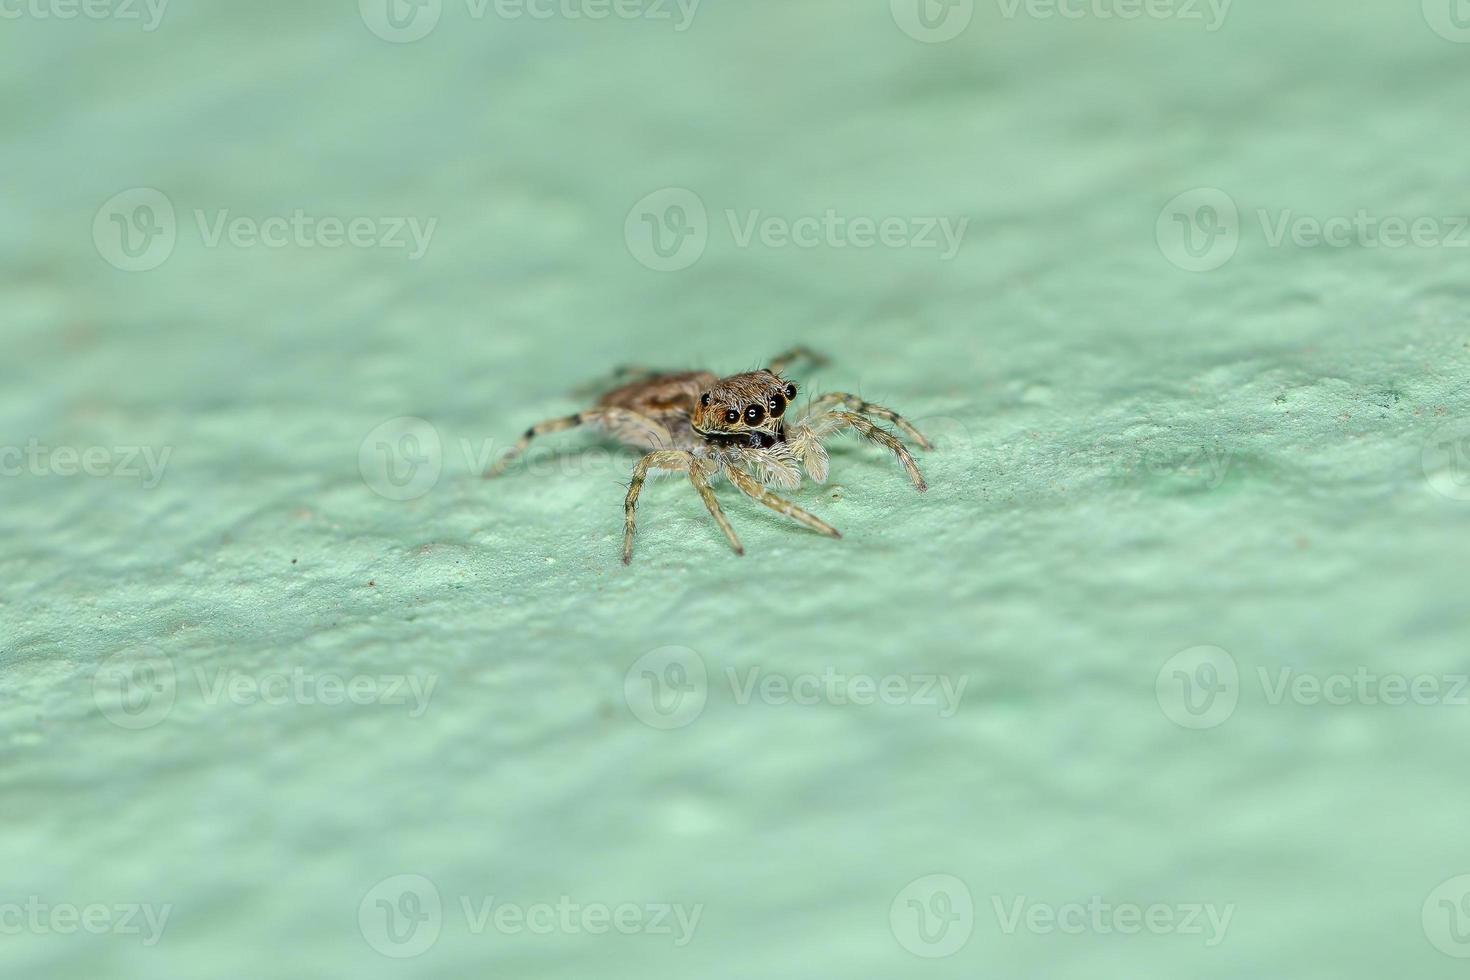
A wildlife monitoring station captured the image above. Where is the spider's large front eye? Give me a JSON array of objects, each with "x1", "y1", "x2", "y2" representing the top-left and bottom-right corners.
[
  {"x1": 745, "y1": 404, "x2": 766, "y2": 425},
  {"x1": 700, "y1": 393, "x2": 711, "y2": 407},
  {"x1": 767, "y1": 393, "x2": 787, "y2": 417},
  {"x1": 784, "y1": 382, "x2": 797, "y2": 399},
  {"x1": 724, "y1": 409, "x2": 740, "y2": 425}
]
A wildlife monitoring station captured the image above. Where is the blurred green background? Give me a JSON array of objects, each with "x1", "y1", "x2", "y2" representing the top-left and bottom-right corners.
[{"x1": 3, "y1": 0, "x2": 1470, "y2": 976}]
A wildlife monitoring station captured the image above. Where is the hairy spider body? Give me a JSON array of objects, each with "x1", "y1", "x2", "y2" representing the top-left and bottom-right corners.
[{"x1": 486, "y1": 347, "x2": 932, "y2": 563}]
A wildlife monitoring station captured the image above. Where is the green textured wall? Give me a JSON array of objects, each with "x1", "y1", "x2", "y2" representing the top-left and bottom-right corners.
[{"x1": 4, "y1": 1, "x2": 1470, "y2": 976}]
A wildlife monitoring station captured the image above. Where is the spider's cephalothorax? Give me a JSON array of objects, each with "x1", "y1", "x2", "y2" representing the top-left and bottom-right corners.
[
  {"x1": 486, "y1": 347, "x2": 933, "y2": 563},
  {"x1": 691, "y1": 370, "x2": 797, "y2": 450}
]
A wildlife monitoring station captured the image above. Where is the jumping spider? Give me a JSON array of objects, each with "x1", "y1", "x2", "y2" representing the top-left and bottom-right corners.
[{"x1": 486, "y1": 347, "x2": 932, "y2": 563}]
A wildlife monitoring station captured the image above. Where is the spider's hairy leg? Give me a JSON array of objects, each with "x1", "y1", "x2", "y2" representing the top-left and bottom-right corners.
[
  {"x1": 724, "y1": 465, "x2": 842, "y2": 540},
  {"x1": 766, "y1": 346, "x2": 829, "y2": 376},
  {"x1": 623, "y1": 451, "x2": 743, "y2": 564},
  {"x1": 802, "y1": 392, "x2": 933, "y2": 450},
  {"x1": 792, "y1": 411, "x2": 928, "y2": 492},
  {"x1": 486, "y1": 408, "x2": 669, "y2": 478},
  {"x1": 689, "y1": 459, "x2": 743, "y2": 558}
]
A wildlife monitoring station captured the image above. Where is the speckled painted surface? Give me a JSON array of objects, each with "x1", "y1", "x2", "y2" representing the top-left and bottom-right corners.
[{"x1": 3, "y1": 1, "x2": 1470, "y2": 976}]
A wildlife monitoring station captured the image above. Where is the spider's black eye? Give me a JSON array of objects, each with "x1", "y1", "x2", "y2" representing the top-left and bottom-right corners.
[
  {"x1": 700, "y1": 393, "x2": 711, "y2": 407},
  {"x1": 745, "y1": 404, "x2": 765, "y2": 425},
  {"x1": 784, "y1": 382, "x2": 797, "y2": 400},
  {"x1": 767, "y1": 393, "x2": 787, "y2": 418},
  {"x1": 724, "y1": 409, "x2": 740, "y2": 425}
]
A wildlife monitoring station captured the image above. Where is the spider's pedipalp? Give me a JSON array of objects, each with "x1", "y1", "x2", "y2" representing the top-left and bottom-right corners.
[{"x1": 789, "y1": 410, "x2": 928, "y2": 492}]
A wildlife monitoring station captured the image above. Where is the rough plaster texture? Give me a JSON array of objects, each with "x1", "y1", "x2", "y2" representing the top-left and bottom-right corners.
[{"x1": 3, "y1": 1, "x2": 1470, "y2": 977}]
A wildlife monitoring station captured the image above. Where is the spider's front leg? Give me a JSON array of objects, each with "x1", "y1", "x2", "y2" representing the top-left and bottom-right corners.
[
  {"x1": 724, "y1": 464, "x2": 842, "y2": 539},
  {"x1": 787, "y1": 411, "x2": 928, "y2": 492},
  {"x1": 801, "y1": 392, "x2": 933, "y2": 449},
  {"x1": 623, "y1": 451, "x2": 743, "y2": 564}
]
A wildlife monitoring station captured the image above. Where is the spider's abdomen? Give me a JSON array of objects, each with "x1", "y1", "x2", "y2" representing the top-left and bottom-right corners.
[{"x1": 596, "y1": 372, "x2": 714, "y2": 417}]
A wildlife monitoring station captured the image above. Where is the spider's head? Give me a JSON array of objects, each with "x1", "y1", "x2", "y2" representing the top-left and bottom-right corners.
[{"x1": 692, "y1": 370, "x2": 796, "y2": 447}]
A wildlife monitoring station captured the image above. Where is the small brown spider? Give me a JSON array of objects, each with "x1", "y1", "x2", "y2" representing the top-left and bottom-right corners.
[{"x1": 486, "y1": 347, "x2": 932, "y2": 563}]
